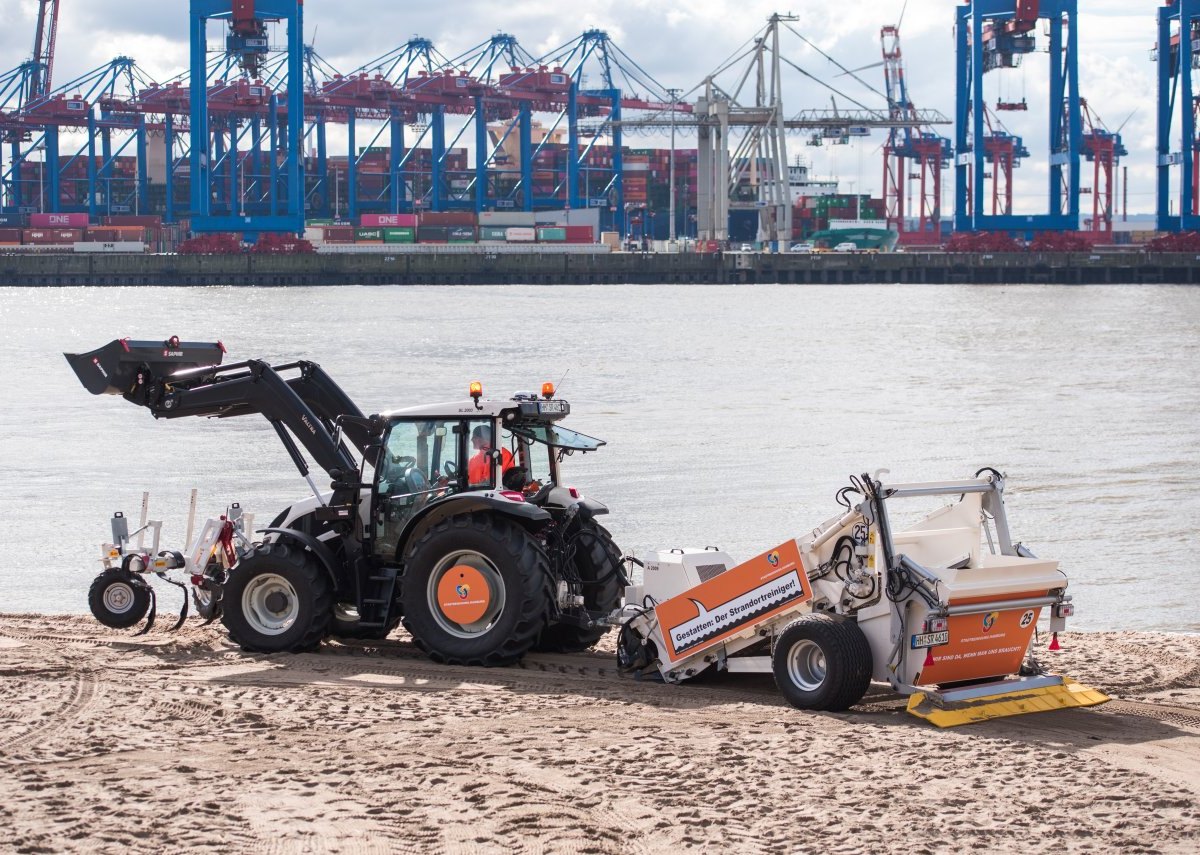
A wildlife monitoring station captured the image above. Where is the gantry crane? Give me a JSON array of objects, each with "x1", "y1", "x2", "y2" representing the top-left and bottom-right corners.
[
  {"x1": 881, "y1": 24, "x2": 953, "y2": 245},
  {"x1": 1156, "y1": 0, "x2": 1200, "y2": 231},
  {"x1": 1079, "y1": 99, "x2": 1127, "y2": 239},
  {"x1": 956, "y1": 0, "x2": 1082, "y2": 235}
]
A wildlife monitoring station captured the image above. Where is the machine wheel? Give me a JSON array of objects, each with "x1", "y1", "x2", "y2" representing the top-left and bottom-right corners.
[
  {"x1": 221, "y1": 542, "x2": 332, "y2": 653},
  {"x1": 771, "y1": 614, "x2": 872, "y2": 711},
  {"x1": 400, "y1": 513, "x2": 551, "y2": 666},
  {"x1": 534, "y1": 523, "x2": 625, "y2": 653},
  {"x1": 88, "y1": 570, "x2": 151, "y2": 629}
]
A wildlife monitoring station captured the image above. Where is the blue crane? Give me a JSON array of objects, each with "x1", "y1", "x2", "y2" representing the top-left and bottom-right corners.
[
  {"x1": 955, "y1": 0, "x2": 1082, "y2": 235},
  {"x1": 1156, "y1": 0, "x2": 1200, "y2": 231}
]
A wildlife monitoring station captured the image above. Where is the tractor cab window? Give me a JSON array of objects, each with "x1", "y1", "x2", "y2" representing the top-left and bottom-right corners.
[
  {"x1": 502, "y1": 429, "x2": 555, "y2": 492},
  {"x1": 374, "y1": 419, "x2": 465, "y2": 559}
]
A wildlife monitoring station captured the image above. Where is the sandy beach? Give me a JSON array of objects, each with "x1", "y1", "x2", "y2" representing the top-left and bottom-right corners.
[{"x1": 0, "y1": 614, "x2": 1197, "y2": 853}]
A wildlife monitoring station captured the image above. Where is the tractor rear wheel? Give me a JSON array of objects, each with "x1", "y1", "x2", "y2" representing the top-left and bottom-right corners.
[
  {"x1": 221, "y1": 542, "x2": 332, "y2": 653},
  {"x1": 400, "y1": 513, "x2": 551, "y2": 666},
  {"x1": 88, "y1": 570, "x2": 150, "y2": 629},
  {"x1": 772, "y1": 614, "x2": 872, "y2": 711},
  {"x1": 534, "y1": 522, "x2": 624, "y2": 653}
]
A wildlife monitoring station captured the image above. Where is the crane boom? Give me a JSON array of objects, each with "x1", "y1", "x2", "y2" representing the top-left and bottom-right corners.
[{"x1": 30, "y1": 0, "x2": 60, "y2": 98}]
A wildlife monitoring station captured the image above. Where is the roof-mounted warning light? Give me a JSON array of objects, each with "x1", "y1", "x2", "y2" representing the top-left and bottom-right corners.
[
  {"x1": 470, "y1": 381, "x2": 483, "y2": 410},
  {"x1": 541, "y1": 382, "x2": 555, "y2": 400}
]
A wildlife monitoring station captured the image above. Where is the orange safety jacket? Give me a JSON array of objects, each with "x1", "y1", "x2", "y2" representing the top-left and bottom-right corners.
[{"x1": 468, "y1": 447, "x2": 514, "y2": 485}]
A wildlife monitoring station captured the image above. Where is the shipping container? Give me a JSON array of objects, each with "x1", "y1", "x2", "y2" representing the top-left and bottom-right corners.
[
  {"x1": 31, "y1": 212, "x2": 88, "y2": 229},
  {"x1": 419, "y1": 212, "x2": 477, "y2": 227},
  {"x1": 322, "y1": 227, "x2": 356, "y2": 243},
  {"x1": 383, "y1": 227, "x2": 416, "y2": 243},
  {"x1": 0, "y1": 214, "x2": 22, "y2": 228},
  {"x1": 361, "y1": 213, "x2": 418, "y2": 228},
  {"x1": 355, "y1": 228, "x2": 384, "y2": 242},
  {"x1": 448, "y1": 226, "x2": 476, "y2": 243},
  {"x1": 479, "y1": 211, "x2": 536, "y2": 227},
  {"x1": 564, "y1": 225, "x2": 594, "y2": 243},
  {"x1": 85, "y1": 228, "x2": 121, "y2": 242},
  {"x1": 479, "y1": 226, "x2": 509, "y2": 242},
  {"x1": 505, "y1": 227, "x2": 536, "y2": 242},
  {"x1": 537, "y1": 227, "x2": 567, "y2": 242},
  {"x1": 0, "y1": 228, "x2": 22, "y2": 243},
  {"x1": 102, "y1": 215, "x2": 162, "y2": 227},
  {"x1": 417, "y1": 226, "x2": 450, "y2": 243},
  {"x1": 24, "y1": 229, "x2": 81, "y2": 245}
]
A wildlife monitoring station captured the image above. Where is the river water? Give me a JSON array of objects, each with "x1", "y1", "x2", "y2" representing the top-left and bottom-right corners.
[{"x1": 1, "y1": 283, "x2": 1196, "y2": 632}]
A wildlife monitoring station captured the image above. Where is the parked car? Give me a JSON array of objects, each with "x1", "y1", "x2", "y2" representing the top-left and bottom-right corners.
[
  {"x1": 738, "y1": 243, "x2": 755, "y2": 252},
  {"x1": 833, "y1": 242, "x2": 858, "y2": 252},
  {"x1": 789, "y1": 242, "x2": 815, "y2": 253}
]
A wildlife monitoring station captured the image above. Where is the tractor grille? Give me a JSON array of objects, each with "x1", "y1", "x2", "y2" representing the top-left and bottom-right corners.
[{"x1": 696, "y1": 563, "x2": 728, "y2": 583}]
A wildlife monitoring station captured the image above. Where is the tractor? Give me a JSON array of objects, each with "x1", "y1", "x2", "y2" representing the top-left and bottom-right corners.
[{"x1": 66, "y1": 338, "x2": 624, "y2": 665}]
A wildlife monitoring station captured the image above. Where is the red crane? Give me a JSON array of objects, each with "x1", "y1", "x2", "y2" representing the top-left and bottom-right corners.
[{"x1": 30, "y1": 1, "x2": 61, "y2": 99}]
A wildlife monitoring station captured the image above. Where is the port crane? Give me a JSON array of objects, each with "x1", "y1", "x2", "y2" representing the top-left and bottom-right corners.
[
  {"x1": 1156, "y1": 0, "x2": 1200, "y2": 231},
  {"x1": 955, "y1": 0, "x2": 1082, "y2": 235}
]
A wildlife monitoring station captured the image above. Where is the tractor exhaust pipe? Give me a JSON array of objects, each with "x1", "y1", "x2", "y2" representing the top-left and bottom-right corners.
[{"x1": 64, "y1": 338, "x2": 226, "y2": 398}]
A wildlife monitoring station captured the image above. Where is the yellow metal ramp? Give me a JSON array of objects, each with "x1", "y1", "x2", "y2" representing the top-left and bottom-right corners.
[{"x1": 907, "y1": 676, "x2": 1110, "y2": 728}]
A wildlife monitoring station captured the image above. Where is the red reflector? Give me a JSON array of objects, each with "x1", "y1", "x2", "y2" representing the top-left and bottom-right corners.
[
  {"x1": 499, "y1": 490, "x2": 526, "y2": 502},
  {"x1": 923, "y1": 648, "x2": 935, "y2": 667},
  {"x1": 568, "y1": 487, "x2": 579, "y2": 499},
  {"x1": 119, "y1": 338, "x2": 130, "y2": 352},
  {"x1": 217, "y1": 340, "x2": 227, "y2": 354},
  {"x1": 168, "y1": 335, "x2": 180, "y2": 348}
]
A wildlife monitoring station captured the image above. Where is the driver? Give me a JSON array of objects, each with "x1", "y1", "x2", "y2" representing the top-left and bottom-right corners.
[{"x1": 468, "y1": 424, "x2": 515, "y2": 486}]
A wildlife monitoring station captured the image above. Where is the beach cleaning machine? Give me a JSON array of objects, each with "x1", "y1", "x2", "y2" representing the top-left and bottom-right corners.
[{"x1": 614, "y1": 470, "x2": 1110, "y2": 726}]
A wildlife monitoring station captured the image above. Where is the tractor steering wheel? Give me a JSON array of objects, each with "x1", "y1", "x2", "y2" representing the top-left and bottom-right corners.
[
  {"x1": 404, "y1": 467, "x2": 430, "y2": 494},
  {"x1": 441, "y1": 459, "x2": 459, "y2": 479}
]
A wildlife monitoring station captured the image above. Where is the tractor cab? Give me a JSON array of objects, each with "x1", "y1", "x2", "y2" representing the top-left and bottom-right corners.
[{"x1": 371, "y1": 384, "x2": 606, "y2": 560}]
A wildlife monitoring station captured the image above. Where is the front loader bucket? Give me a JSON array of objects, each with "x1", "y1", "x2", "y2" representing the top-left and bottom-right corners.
[
  {"x1": 65, "y1": 339, "x2": 225, "y2": 397},
  {"x1": 906, "y1": 675, "x2": 1110, "y2": 728}
]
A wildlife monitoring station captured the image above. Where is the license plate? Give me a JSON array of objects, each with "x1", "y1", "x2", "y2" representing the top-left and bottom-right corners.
[
  {"x1": 911, "y1": 630, "x2": 950, "y2": 649},
  {"x1": 539, "y1": 401, "x2": 567, "y2": 415}
]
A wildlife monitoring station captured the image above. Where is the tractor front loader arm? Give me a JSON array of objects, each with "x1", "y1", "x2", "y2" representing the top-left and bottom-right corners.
[{"x1": 65, "y1": 339, "x2": 363, "y2": 504}]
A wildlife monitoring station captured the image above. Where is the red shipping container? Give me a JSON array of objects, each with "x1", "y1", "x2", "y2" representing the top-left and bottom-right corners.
[
  {"x1": 86, "y1": 228, "x2": 121, "y2": 242},
  {"x1": 322, "y1": 227, "x2": 356, "y2": 243},
  {"x1": 30, "y1": 212, "x2": 88, "y2": 229},
  {"x1": 102, "y1": 215, "x2": 161, "y2": 227},
  {"x1": 0, "y1": 228, "x2": 21, "y2": 243},
  {"x1": 419, "y1": 212, "x2": 477, "y2": 227},
  {"x1": 564, "y1": 226, "x2": 594, "y2": 243}
]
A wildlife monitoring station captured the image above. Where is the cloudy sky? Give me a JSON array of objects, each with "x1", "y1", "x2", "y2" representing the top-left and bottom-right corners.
[{"x1": 0, "y1": 1, "x2": 1171, "y2": 215}]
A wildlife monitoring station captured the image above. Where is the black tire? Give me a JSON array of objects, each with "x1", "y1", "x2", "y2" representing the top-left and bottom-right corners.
[
  {"x1": 535, "y1": 523, "x2": 624, "y2": 653},
  {"x1": 221, "y1": 542, "x2": 332, "y2": 653},
  {"x1": 88, "y1": 570, "x2": 151, "y2": 629},
  {"x1": 400, "y1": 512, "x2": 551, "y2": 666},
  {"x1": 771, "y1": 614, "x2": 873, "y2": 711}
]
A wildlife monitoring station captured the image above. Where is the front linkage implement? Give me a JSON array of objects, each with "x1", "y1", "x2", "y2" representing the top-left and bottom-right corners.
[{"x1": 90, "y1": 491, "x2": 253, "y2": 634}]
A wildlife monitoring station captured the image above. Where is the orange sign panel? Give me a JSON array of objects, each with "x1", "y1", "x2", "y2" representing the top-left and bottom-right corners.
[
  {"x1": 654, "y1": 541, "x2": 813, "y2": 664},
  {"x1": 920, "y1": 592, "x2": 1048, "y2": 685}
]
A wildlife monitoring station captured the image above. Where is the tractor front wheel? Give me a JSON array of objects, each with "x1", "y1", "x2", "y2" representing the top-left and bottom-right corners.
[
  {"x1": 221, "y1": 542, "x2": 332, "y2": 653},
  {"x1": 772, "y1": 614, "x2": 872, "y2": 711},
  {"x1": 400, "y1": 513, "x2": 551, "y2": 666}
]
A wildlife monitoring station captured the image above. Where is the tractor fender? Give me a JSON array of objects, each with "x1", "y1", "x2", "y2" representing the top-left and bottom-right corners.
[
  {"x1": 257, "y1": 526, "x2": 343, "y2": 593},
  {"x1": 541, "y1": 486, "x2": 608, "y2": 518},
  {"x1": 395, "y1": 494, "x2": 552, "y2": 561}
]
